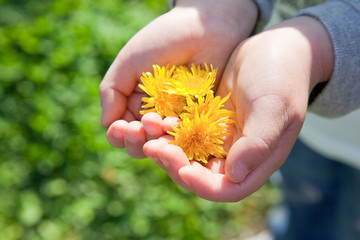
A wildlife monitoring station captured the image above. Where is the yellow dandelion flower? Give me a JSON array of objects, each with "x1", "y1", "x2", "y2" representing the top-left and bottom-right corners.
[
  {"x1": 166, "y1": 63, "x2": 217, "y2": 98},
  {"x1": 139, "y1": 65, "x2": 186, "y2": 118},
  {"x1": 168, "y1": 108, "x2": 233, "y2": 164},
  {"x1": 139, "y1": 63, "x2": 235, "y2": 164},
  {"x1": 181, "y1": 92, "x2": 236, "y2": 122}
]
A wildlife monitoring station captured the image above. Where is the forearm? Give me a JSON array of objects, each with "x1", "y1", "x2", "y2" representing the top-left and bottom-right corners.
[
  {"x1": 263, "y1": 16, "x2": 334, "y2": 93},
  {"x1": 253, "y1": 0, "x2": 275, "y2": 26},
  {"x1": 283, "y1": 17, "x2": 334, "y2": 89},
  {"x1": 297, "y1": 1, "x2": 360, "y2": 117}
]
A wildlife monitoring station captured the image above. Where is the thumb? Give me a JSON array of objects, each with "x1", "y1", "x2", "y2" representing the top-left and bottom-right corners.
[
  {"x1": 225, "y1": 95, "x2": 303, "y2": 183},
  {"x1": 100, "y1": 59, "x2": 135, "y2": 127},
  {"x1": 100, "y1": 14, "x2": 195, "y2": 127}
]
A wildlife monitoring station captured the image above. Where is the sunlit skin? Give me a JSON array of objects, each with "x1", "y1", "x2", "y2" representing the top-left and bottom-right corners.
[
  {"x1": 107, "y1": 17, "x2": 334, "y2": 202},
  {"x1": 143, "y1": 17, "x2": 334, "y2": 202},
  {"x1": 101, "y1": 1, "x2": 334, "y2": 202},
  {"x1": 101, "y1": 0, "x2": 258, "y2": 159}
]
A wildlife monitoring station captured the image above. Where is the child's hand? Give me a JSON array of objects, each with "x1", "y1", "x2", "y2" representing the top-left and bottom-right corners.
[
  {"x1": 100, "y1": 0, "x2": 258, "y2": 158},
  {"x1": 144, "y1": 16, "x2": 334, "y2": 201}
]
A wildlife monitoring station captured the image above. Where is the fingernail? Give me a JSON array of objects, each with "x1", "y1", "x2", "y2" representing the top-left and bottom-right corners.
[
  {"x1": 178, "y1": 169, "x2": 193, "y2": 191},
  {"x1": 232, "y1": 162, "x2": 249, "y2": 183},
  {"x1": 159, "y1": 157, "x2": 169, "y2": 169},
  {"x1": 181, "y1": 176, "x2": 190, "y2": 187},
  {"x1": 148, "y1": 155, "x2": 168, "y2": 170}
]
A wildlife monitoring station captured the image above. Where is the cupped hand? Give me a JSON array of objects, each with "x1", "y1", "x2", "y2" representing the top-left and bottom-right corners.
[
  {"x1": 144, "y1": 16, "x2": 334, "y2": 202},
  {"x1": 100, "y1": 0, "x2": 258, "y2": 158}
]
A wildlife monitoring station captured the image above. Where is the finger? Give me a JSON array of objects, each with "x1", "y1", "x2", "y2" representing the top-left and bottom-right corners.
[
  {"x1": 178, "y1": 162, "x2": 244, "y2": 202},
  {"x1": 162, "y1": 117, "x2": 180, "y2": 133},
  {"x1": 100, "y1": 49, "x2": 144, "y2": 127},
  {"x1": 143, "y1": 139, "x2": 192, "y2": 191},
  {"x1": 222, "y1": 130, "x2": 238, "y2": 153},
  {"x1": 100, "y1": 84, "x2": 128, "y2": 127},
  {"x1": 226, "y1": 136, "x2": 273, "y2": 183},
  {"x1": 215, "y1": 79, "x2": 241, "y2": 152},
  {"x1": 99, "y1": 42, "x2": 153, "y2": 127},
  {"x1": 179, "y1": 148, "x2": 286, "y2": 202},
  {"x1": 226, "y1": 95, "x2": 294, "y2": 183},
  {"x1": 122, "y1": 110, "x2": 137, "y2": 122},
  {"x1": 206, "y1": 158, "x2": 226, "y2": 174},
  {"x1": 128, "y1": 92, "x2": 148, "y2": 120},
  {"x1": 157, "y1": 134, "x2": 174, "y2": 142},
  {"x1": 100, "y1": 17, "x2": 189, "y2": 127},
  {"x1": 106, "y1": 120, "x2": 127, "y2": 148},
  {"x1": 124, "y1": 121, "x2": 147, "y2": 159},
  {"x1": 141, "y1": 113, "x2": 163, "y2": 140}
]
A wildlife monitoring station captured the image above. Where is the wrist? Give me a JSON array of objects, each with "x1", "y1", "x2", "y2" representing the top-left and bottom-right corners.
[
  {"x1": 173, "y1": 0, "x2": 258, "y2": 38},
  {"x1": 288, "y1": 17, "x2": 334, "y2": 88},
  {"x1": 266, "y1": 16, "x2": 334, "y2": 91},
  {"x1": 296, "y1": 16, "x2": 334, "y2": 104},
  {"x1": 299, "y1": 17, "x2": 334, "y2": 87}
]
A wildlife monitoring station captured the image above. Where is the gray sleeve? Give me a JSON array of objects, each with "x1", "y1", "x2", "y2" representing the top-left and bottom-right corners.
[
  {"x1": 297, "y1": 0, "x2": 360, "y2": 117},
  {"x1": 253, "y1": 0, "x2": 276, "y2": 23}
]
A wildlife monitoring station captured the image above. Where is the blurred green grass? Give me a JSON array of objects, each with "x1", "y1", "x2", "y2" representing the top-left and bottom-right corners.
[{"x1": 0, "y1": 0, "x2": 281, "y2": 239}]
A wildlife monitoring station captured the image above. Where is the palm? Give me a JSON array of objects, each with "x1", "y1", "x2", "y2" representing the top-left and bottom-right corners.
[
  {"x1": 144, "y1": 16, "x2": 334, "y2": 203},
  {"x1": 100, "y1": 8, "x2": 253, "y2": 126},
  {"x1": 101, "y1": 5, "x2": 257, "y2": 159},
  {"x1": 146, "y1": 33, "x2": 311, "y2": 202}
]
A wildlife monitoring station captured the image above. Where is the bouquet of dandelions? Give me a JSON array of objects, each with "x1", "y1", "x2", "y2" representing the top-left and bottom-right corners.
[{"x1": 139, "y1": 64, "x2": 235, "y2": 164}]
